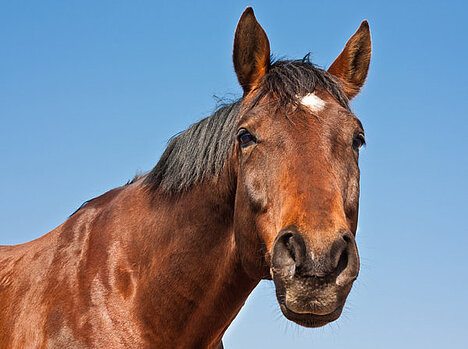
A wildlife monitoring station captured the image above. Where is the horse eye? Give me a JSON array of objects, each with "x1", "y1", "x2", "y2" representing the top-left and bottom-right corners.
[
  {"x1": 352, "y1": 134, "x2": 366, "y2": 150},
  {"x1": 237, "y1": 129, "x2": 256, "y2": 147}
]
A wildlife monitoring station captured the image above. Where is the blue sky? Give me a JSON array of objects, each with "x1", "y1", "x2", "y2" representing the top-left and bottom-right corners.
[{"x1": 1, "y1": 1, "x2": 467, "y2": 348}]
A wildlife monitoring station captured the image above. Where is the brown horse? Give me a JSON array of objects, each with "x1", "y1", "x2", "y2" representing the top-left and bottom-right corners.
[{"x1": 0, "y1": 7, "x2": 371, "y2": 349}]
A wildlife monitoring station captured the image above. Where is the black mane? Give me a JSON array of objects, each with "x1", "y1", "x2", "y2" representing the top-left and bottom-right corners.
[{"x1": 143, "y1": 58, "x2": 349, "y2": 192}]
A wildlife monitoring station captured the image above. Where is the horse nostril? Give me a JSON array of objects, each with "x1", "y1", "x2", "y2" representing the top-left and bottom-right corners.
[
  {"x1": 335, "y1": 247, "x2": 349, "y2": 277},
  {"x1": 329, "y1": 234, "x2": 348, "y2": 271},
  {"x1": 284, "y1": 235, "x2": 296, "y2": 261},
  {"x1": 335, "y1": 233, "x2": 359, "y2": 286},
  {"x1": 271, "y1": 230, "x2": 306, "y2": 278}
]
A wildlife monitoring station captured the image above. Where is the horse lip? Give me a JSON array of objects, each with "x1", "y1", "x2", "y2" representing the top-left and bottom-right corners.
[{"x1": 279, "y1": 302, "x2": 344, "y2": 327}]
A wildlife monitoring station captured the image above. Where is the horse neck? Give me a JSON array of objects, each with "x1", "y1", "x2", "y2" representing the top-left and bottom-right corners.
[{"x1": 127, "y1": 178, "x2": 258, "y2": 347}]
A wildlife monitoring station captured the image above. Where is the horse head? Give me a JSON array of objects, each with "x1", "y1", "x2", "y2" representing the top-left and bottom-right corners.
[{"x1": 232, "y1": 8, "x2": 371, "y2": 327}]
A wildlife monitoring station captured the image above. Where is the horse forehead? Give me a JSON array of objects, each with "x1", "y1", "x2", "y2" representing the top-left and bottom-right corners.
[
  {"x1": 300, "y1": 91, "x2": 361, "y2": 131},
  {"x1": 300, "y1": 93, "x2": 326, "y2": 112}
]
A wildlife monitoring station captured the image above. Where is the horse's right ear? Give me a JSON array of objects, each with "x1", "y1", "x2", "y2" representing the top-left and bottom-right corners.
[{"x1": 233, "y1": 7, "x2": 270, "y2": 95}]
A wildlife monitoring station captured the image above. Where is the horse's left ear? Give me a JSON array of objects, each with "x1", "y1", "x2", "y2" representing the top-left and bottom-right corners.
[
  {"x1": 328, "y1": 21, "x2": 372, "y2": 99},
  {"x1": 233, "y1": 7, "x2": 270, "y2": 95}
]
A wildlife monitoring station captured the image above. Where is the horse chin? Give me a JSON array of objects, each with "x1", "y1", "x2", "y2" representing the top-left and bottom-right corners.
[{"x1": 273, "y1": 273, "x2": 353, "y2": 328}]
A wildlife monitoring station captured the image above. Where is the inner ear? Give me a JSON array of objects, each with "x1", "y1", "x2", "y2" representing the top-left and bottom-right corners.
[
  {"x1": 233, "y1": 7, "x2": 271, "y2": 95},
  {"x1": 328, "y1": 21, "x2": 372, "y2": 99}
]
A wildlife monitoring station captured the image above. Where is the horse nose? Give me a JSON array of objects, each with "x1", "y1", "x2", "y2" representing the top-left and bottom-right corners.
[
  {"x1": 335, "y1": 231, "x2": 360, "y2": 286},
  {"x1": 271, "y1": 230, "x2": 306, "y2": 278},
  {"x1": 271, "y1": 228, "x2": 359, "y2": 284}
]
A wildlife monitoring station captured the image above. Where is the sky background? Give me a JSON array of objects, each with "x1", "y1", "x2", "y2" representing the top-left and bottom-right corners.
[{"x1": 1, "y1": 1, "x2": 467, "y2": 348}]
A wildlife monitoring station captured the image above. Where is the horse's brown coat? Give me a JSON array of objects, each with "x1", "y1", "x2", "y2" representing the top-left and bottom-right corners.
[
  {"x1": 0, "y1": 7, "x2": 371, "y2": 348},
  {"x1": 1, "y1": 181, "x2": 255, "y2": 348}
]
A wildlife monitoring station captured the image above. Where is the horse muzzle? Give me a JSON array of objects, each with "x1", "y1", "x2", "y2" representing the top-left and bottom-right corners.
[{"x1": 270, "y1": 227, "x2": 359, "y2": 327}]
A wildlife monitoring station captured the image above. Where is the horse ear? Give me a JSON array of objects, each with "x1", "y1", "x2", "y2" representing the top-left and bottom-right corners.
[
  {"x1": 233, "y1": 7, "x2": 270, "y2": 95},
  {"x1": 328, "y1": 21, "x2": 372, "y2": 99}
]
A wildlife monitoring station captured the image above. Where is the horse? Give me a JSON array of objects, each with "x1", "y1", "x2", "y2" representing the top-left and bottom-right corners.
[{"x1": 0, "y1": 7, "x2": 371, "y2": 349}]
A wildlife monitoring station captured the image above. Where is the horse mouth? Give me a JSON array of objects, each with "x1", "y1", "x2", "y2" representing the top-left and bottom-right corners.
[
  {"x1": 272, "y1": 274, "x2": 353, "y2": 328},
  {"x1": 279, "y1": 302, "x2": 344, "y2": 327}
]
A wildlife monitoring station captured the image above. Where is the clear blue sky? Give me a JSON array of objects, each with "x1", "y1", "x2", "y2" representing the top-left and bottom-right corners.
[{"x1": 1, "y1": 1, "x2": 467, "y2": 348}]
